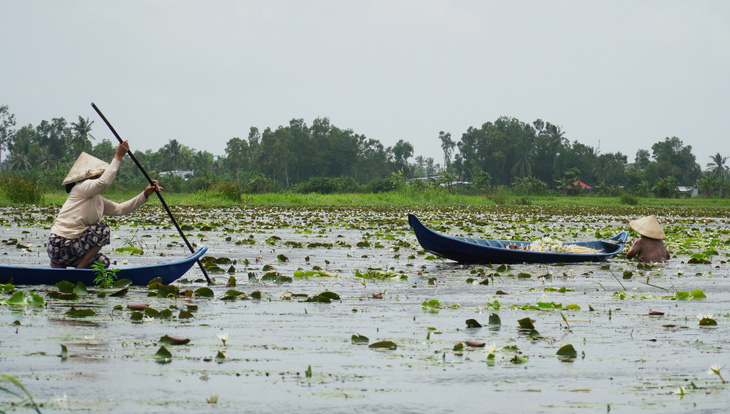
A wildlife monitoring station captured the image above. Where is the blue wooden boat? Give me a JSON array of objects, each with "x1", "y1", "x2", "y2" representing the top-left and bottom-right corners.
[
  {"x1": 0, "y1": 246, "x2": 208, "y2": 286},
  {"x1": 408, "y1": 214, "x2": 628, "y2": 264}
]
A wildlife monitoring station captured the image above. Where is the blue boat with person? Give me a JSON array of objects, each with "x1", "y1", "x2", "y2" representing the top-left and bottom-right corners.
[
  {"x1": 408, "y1": 214, "x2": 628, "y2": 264},
  {"x1": 0, "y1": 247, "x2": 208, "y2": 286}
]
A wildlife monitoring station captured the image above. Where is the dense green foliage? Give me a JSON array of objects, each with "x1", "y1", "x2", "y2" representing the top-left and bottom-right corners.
[{"x1": 1, "y1": 105, "x2": 728, "y2": 199}]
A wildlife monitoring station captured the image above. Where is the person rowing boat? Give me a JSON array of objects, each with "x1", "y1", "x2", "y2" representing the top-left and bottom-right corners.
[{"x1": 47, "y1": 140, "x2": 162, "y2": 269}]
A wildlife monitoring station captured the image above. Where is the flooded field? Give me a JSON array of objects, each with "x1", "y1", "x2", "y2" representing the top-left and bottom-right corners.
[{"x1": 1, "y1": 205, "x2": 729, "y2": 413}]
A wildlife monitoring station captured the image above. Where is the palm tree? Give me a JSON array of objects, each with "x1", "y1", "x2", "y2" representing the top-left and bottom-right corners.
[
  {"x1": 511, "y1": 156, "x2": 532, "y2": 178},
  {"x1": 71, "y1": 116, "x2": 95, "y2": 152},
  {"x1": 706, "y1": 153, "x2": 729, "y2": 181},
  {"x1": 163, "y1": 139, "x2": 182, "y2": 170},
  {"x1": 8, "y1": 152, "x2": 31, "y2": 170}
]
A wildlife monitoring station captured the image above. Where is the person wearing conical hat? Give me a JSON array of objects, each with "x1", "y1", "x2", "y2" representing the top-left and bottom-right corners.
[
  {"x1": 626, "y1": 215, "x2": 670, "y2": 263},
  {"x1": 47, "y1": 140, "x2": 163, "y2": 269}
]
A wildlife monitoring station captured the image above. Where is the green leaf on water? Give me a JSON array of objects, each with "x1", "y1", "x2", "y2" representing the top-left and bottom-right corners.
[
  {"x1": 215, "y1": 350, "x2": 226, "y2": 360},
  {"x1": 222, "y1": 290, "x2": 247, "y2": 300},
  {"x1": 556, "y1": 344, "x2": 578, "y2": 359},
  {"x1": 144, "y1": 307, "x2": 160, "y2": 318},
  {"x1": 690, "y1": 290, "x2": 706, "y2": 299},
  {"x1": 109, "y1": 287, "x2": 128, "y2": 297},
  {"x1": 56, "y1": 281, "x2": 75, "y2": 293},
  {"x1": 59, "y1": 344, "x2": 68, "y2": 360},
  {"x1": 277, "y1": 254, "x2": 289, "y2": 262},
  {"x1": 114, "y1": 279, "x2": 132, "y2": 289},
  {"x1": 159, "y1": 335, "x2": 190, "y2": 345},
  {"x1": 510, "y1": 355, "x2": 529, "y2": 364},
  {"x1": 226, "y1": 276, "x2": 236, "y2": 287},
  {"x1": 179, "y1": 310, "x2": 194, "y2": 319},
  {"x1": 65, "y1": 307, "x2": 96, "y2": 318},
  {"x1": 305, "y1": 365, "x2": 312, "y2": 377},
  {"x1": 115, "y1": 246, "x2": 143, "y2": 255},
  {"x1": 453, "y1": 342, "x2": 464, "y2": 352},
  {"x1": 29, "y1": 292, "x2": 45, "y2": 307},
  {"x1": 518, "y1": 317, "x2": 535, "y2": 330},
  {"x1": 421, "y1": 299, "x2": 442, "y2": 309},
  {"x1": 465, "y1": 319, "x2": 482, "y2": 328},
  {"x1": 156, "y1": 284, "x2": 180, "y2": 298},
  {"x1": 488, "y1": 313, "x2": 502, "y2": 326},
  {"x1": 73, "y1": 282, "x2": 87, "y2": 296},
  {"x1": 154, "y1": 346, "x2": 172, "y2": 359},
  {"x1": 159, "y1": 309, "x2": 173, "y2": 318},
  {"x1": 6, "y1": 291, "x2": 27, "y2": 305},
  {"x1": 274, "y1": 276, "x2": 293, "y2": 284},
  {"x1": 351, "y1": 334, "x2": 369, "y2": 344},
  {"x1": 369, "y1": 341, "x2": 398, "y2": 350},
  {"x1": 130, "y1": 311, "x2": 143, "y2": 321},
  {"x1": 675, "y1": 291, "x2": 690, "y2": 300},
  {"x1": 194, "y1": 287, "x2": 215, "y2": 298}
]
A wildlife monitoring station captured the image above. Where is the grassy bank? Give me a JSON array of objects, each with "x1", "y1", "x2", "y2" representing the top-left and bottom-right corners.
[{"x1": 4, "y1": 189, "x2": 730, "y2": 209}]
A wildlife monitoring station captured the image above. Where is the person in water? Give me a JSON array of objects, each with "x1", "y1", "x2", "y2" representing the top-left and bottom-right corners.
[
  {"x1": 626, "y1": 215, "x2": 670, "y2": 263},
  {"x1": 47, "y1": 140, "x2": 162, "y2": 268}
]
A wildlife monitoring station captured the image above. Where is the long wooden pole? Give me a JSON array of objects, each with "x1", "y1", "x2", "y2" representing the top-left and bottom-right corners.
[{"x1": 91, "y1": 102, "x2": 212, "y2": 284}]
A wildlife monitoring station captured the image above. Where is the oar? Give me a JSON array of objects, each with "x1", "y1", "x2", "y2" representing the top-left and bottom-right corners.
[{"x1": 90, "y1": 102, "x2": 212, "y2": 284}]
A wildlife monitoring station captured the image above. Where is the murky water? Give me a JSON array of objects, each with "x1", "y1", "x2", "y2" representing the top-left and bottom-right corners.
[{"x1": 1, "y1": 205, "x2": 729, "y2": 413}]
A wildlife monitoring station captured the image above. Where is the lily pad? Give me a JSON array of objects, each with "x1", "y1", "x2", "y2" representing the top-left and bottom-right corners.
[
  {"x1": 159, "y1": 335, "x2": 190, "y2": 345},
  {"x1": 369, "y1": 341, "x2": 398, "y2": 350},
  {"x1": 65, "y1": 307, "x2": 96, "y2": 318}
]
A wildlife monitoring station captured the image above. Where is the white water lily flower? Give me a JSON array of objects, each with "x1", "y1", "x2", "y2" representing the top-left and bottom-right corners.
[
  {"x1": 485, "y1": 342, "x2": 499, "y2": 354},
  {"x1": 144, "y1": 315, "x2": 154, "y2": 323},
  {"x1": 697, "y1": 314, "x2": 714, "y2": 321},
  {"x1": 707, "y1": 363, "x2": 726, "y2": 384},
  {"x1": 707, "y1": 364, "x2": 723, "y2": 375},
  {"x1": 674, "y1": 386, "x2": 685, "y2": 396},
  {"x1": 217, "y1": 332, "x2": 229, "y2": 346}
]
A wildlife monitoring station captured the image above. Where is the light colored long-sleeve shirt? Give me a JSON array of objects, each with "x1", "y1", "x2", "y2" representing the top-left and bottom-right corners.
[{"x1": 50, "y1": 158, "x2": 149, "y2": 239}]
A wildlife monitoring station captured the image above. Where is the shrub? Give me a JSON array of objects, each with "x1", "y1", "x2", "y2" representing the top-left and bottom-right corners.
[
  {"x1": 1, "y1": 176, "x2": 42, "y2": 204},
  {"x1": 210, "y1": 181, "x2": 241, "y2": 202},
  {"x1": 619, "y1": 193, "x2": 638, "y2": 205}
]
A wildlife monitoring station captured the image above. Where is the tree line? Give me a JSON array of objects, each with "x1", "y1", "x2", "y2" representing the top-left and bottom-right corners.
[{"x1": 1, "y1": 105, "x2": 728, "y2": 198}]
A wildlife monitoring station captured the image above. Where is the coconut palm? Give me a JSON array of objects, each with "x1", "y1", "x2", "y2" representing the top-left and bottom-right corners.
[
  {"x1": 706, "y1": 153, "x2": 729, "y2": 181},
  {"x1": 71, "y1": 116, "x2": 95, "y2": 152}
]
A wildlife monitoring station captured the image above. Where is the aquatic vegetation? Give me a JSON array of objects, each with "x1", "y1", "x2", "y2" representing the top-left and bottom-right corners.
[
  {"x1": 698, "y1": 314, "x2": 717, "y2": 326},
  {"x1": 92, "y1": 261, "x2": 119, "y2": 288},
  {"x1": 0, "y1": 290, "x2": 44, "y2": 306},
  {"x1": 2, "y1": 204, "x2": 730, "y2": 412},
  {"x1": 707, "y1": 364, "x2": 726, "y2": 384},
  {"x1": 0, "y1": 374, "x2": 41, "y2": 413}
]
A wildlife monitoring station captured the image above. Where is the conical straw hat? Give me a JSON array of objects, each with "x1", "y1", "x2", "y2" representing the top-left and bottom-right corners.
[
  {"x1": 62, "y1": 152, "x2": 109, "y2": 185},
  {"x1": 629, "y1": 215, "x2": 666, "y2": 240}
]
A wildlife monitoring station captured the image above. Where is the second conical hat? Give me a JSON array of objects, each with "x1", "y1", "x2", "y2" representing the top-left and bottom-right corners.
[
  {"x1": 62, "y1": 152, "x2": 110, "y2": 185},
  {"x1": 629, "y1": 215, "x2": 666, "y2": 240}
]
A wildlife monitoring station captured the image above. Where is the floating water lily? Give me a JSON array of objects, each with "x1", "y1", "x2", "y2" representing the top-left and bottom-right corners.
[
  {"x1": 697, "y1": 314, "x2": 717, "y2": 326},
  {"x1": 707, "y1": 364, "x2": 725, "y2": 384},
  {"x1": 217, "y1": 332, "x2": 229, "y2": 346}
]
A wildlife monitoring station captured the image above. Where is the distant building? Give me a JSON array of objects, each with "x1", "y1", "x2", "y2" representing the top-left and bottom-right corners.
[
  {"x1": 160, "y1": 170, "x2": 194, "y2": 180},
  {"x1": 678, "y1": 186, "x2": 698, "y2": 197}
]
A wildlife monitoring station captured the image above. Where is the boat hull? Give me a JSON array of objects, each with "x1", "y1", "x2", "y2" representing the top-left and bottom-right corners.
[
  {"x1": 408, "y1": 214, "x2": 627, "y2": 264},
  {"x1": 0, "y1": 246, "x2": 208, "y2": 286}
]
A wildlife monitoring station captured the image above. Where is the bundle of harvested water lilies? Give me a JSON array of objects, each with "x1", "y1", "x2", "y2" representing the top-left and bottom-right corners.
[{"x1": 509, "y1": 237, "x2": 600, "y2": 254}]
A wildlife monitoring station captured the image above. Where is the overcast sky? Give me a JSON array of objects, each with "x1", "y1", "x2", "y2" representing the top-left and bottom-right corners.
[{"x1": 2, "y1": 1, "x2": 728, "y2": 169}]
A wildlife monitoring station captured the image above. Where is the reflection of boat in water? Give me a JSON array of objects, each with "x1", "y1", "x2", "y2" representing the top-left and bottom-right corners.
[
  {"x1": 0, "y1": 247, "x2": 208, "y2": 286},
  {"x1": 408, "y1": 214, "x2": 627, "y2": 264}
]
